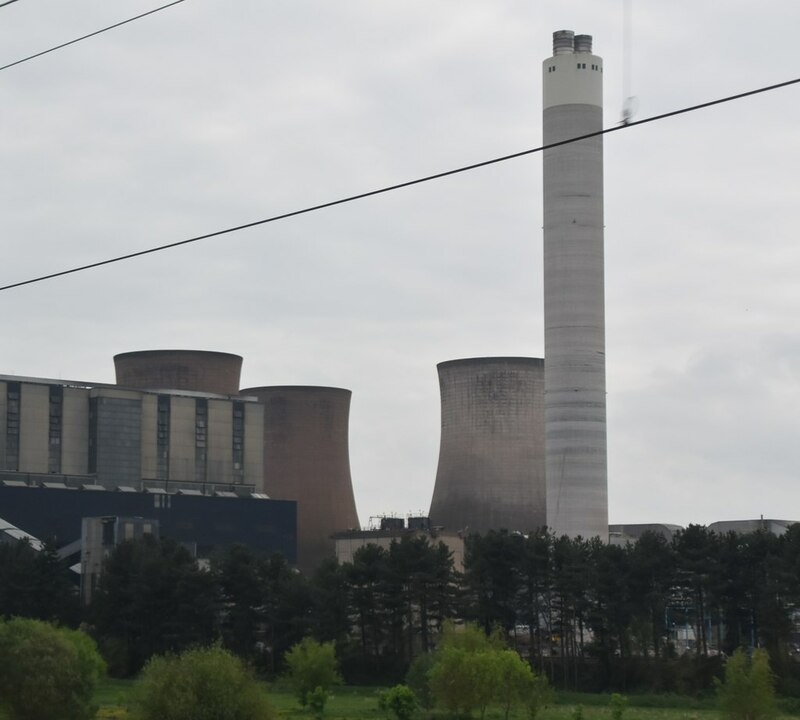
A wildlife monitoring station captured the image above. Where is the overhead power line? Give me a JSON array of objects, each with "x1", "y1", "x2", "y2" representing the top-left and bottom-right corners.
[
  {"x1": 0, "y1": 0, "x2": 185, "y2": 72},
  {"x1": 1, "y1": 76, "x2": 798, "y2": 294},
  {"x1": 0, "y1": 0, "x2": 22, "y2": 8}
]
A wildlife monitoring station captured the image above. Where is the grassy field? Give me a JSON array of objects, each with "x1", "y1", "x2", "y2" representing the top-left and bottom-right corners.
[{"x1": 92, "y1": 678, "x2": 800, "y2": 720}]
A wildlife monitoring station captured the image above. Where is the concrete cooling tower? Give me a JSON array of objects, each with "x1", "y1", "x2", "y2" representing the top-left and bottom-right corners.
[
  {"x1": 542, "y1": 30, "x2": 608, "y2": 539},
  {"x1": 239, "y1": 385, "x2": 360, "y2": 574},
  {"x1": 428, "y1": 358, "x2": 546, "y2": 534},
  {"x1": 114, "y1": 350, "x2": 242, "y2": 396}
]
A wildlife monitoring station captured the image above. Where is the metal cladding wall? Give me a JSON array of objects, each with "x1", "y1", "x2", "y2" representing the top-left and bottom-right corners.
[
  {"x1": 114, "y1": 350, "x2": 243, "y2": 396},
  {"x1": 240, "y1": 386, "x2": 360, "y2": 574},
  {"x1": 0, "y1": 485, "x2": 297, "y2": 562},
  {"x1": 542, "y1": 31, "x2": 608, "y2": 540},
  {"x1": 428, "y1": 357, "x2": 546, "y2": 534}
]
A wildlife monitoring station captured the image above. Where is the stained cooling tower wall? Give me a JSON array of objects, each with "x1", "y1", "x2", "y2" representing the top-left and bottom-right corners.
[
  {"x1": 240, "y1": 385, "x2": 360, "y2": 573},
  {"x1": 428, "y1": 357, "x2": 546, "y2": 535},
  {"x1": 114, "y1": 350, "x2": 243, "y2": 396}
]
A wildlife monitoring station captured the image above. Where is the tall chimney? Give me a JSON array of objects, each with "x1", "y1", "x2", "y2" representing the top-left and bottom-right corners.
[{"x1": 542, "y1": 31, "x2": 608, "y2": 539}]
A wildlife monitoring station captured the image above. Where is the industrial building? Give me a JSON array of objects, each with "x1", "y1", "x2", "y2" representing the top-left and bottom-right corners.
[
  {"x1": 0, "y1": 34, "x2": 622, "y2": 562},
  {"x1": 428, "y1": 357, "x2": 546, "y2": 534},
  {"x1": 333, "y1": 518, "x2": 465, "y2": 573},
  {"x1": 0, "y1": 372, "x2": 264, "y2": 493},
  {"x1": 609, "y1": 523, "x2": 683, "y2": 546},
  {"x1": 609, "y1": 520, "x2": 798, "y2": 546},
  {"x1": 80, "y1": 516, "x2": 160, "y2": 605},
  {"x1": 0, "y1": 483, "x2": 296, "y2": 566},
  {"x1": 543, "y1": 30, "x2": 608, "y2": 540},
  {"x1": 707, "y1": 519, "x2": 797, "y2": 536},
  {"x1": 0, "y1": 349, "x2": 368, "y2": 573}
]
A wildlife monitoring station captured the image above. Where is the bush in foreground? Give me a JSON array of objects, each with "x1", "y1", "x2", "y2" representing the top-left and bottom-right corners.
[
  {"x1": 379, "y1": 684, "x2": 418, "y2": 720},
  {"x1": 0, "y1": 617, "x2": 105, "y2": 720},
  {"x1": 716, "y1": 648, "x2": 776, "y2": 720},
  {"x1": 284, "y1": 637, "x2": 342, "y2": 707},
  {"x1": 130, "y1": 645, "x2": 274, "y2": 720},
  {"x1": 429, "y1": 623, "x2": 552, "y2": 720}
]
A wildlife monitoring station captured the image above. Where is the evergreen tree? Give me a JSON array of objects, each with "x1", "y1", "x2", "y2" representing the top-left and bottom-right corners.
[{"x1": 90, "y1": 535, "x2": 217, "y2": 676}]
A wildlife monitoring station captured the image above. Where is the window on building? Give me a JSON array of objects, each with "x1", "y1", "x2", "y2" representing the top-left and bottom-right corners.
[
  {"x1": 88, "y1": 397, "x2": 97, "y2": 474},
  {"x1": 232, "y1": 402, "x2": 245, "y2": 483},
  {"x1": 195, "y1": 398, "x2": 208, "y2": 484},
  {"x1": 157, "y1": 395, "x2": 170, "y2": 481},
  {"x1": 48, "y1": 385, "x2": 63, "y2": 474},
  {"x1": 5, "y1": 382, "x2": 20, "y2": 472}
]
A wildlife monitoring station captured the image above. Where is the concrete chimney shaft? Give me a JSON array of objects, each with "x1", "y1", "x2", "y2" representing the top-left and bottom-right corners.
[{"x1": 542, "y1": 31, "x2": 608, "y2": 540}]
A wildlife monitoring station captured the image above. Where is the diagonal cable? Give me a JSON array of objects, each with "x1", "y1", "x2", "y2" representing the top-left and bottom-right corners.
[
  {"x1": 1, "y1": 76, "x2": 798, "y2": 293},
  {"x1": 0, "y1": 0, "x2": 185, "y2": 72}
]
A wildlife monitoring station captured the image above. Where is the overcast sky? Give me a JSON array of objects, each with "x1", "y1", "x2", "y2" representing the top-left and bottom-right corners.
[{"x1": 1, "y1": 1, "x2": 798, "y2": 529}]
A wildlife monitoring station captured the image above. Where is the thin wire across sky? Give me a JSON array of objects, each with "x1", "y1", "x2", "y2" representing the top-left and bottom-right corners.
[
  {"x1": 0, "y1": 0, "x2": 185, "y2": 72},
  {"x1": 0, "y1": 76, "x2": 797, "y2": 294}
]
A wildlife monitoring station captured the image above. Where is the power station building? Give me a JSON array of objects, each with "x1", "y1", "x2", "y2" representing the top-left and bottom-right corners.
[
  {"x1": 0, "y1": 350, "x2": 362, "y2": 572},
  {"x1": 0, "y1": 482, "x2": 297, "y2": 571},
  {"x1": 0, "y1": 371, "x2": 264, "y2": 493},
  {"x1": 2, "y1": 33, "x2": 614, "y2": 564},
  {"x1": 428, "y1": 358, "x2": 546, "y2": 534},
  {"x1": 542, "y1": 30, "x2": 608, "y2": 540}
]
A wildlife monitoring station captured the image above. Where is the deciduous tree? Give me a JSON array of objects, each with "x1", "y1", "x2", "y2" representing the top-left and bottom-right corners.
[
  {"x1": 0, "y1": 618, "x2": 105, "y2": 720},
  {"x1": 284, "y1": 637, "x2": 342, "y2": 707},
  {"x1": 131, "y1": 645, "x2": 274, "y2": 720}
]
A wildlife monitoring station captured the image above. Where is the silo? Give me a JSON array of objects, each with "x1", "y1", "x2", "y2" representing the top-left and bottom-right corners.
[
  {"x1": 542, "y1": 30, "x2": 608, "y2": 539},
  {"x1": 240, "y1": 385, "x2": 360, "y2": 573},
  {"x1": 428, "y1": 357, "x2": 546, "y2": 534},
  {"x1": 114, "y1": 350, "x2": 242, "y2": 396}
]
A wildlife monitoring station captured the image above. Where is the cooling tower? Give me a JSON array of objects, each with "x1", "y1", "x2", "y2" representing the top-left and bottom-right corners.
[
  {"x1": 542, "y1": 30, "x2": 608, "y2": 539},
  {"x1": 114, "y1": 350, "x2": 242, "y2": 396},
  {"x1": 428, "y1": 358, "x2": 546, "y2": 534},
  {"x1": 240, "y1": 385, "x2": 360, "y2": 573}
]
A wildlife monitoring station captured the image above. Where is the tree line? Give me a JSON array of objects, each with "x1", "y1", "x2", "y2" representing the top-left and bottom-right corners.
[{"x1": 2, "y1": 523, "x2": 800, "y2": 694}]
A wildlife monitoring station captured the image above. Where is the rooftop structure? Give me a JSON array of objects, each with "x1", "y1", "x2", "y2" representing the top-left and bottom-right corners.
[{"x1": 114, "y1": 350, "x2": 243, "y2": 396}]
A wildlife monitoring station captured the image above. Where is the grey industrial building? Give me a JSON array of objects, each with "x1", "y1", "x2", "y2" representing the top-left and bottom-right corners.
[
  {"x1": 80, "y1": 516, "x2": 160, "y2": 605},
  {"x1": 0, "y1": 349, "x2": 364, "y2": 572},
  {"x1": 0, "y1": 482, "x2": 296, "y2": 568},
  {"x1": 333, "y1": 518, "x2": 466, "y2": 573},
  {"x1": 0, "y1": 371, "x2": 264, "y2": 493}
]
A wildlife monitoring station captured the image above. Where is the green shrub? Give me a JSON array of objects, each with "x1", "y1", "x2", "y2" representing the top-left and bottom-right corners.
[
  {"x1": 130, "y1": 645, "x2": 274, "y2": 720},
  {"x1": 379, "y1": 684, "x2": 418, "y2": 720},
  {"x1": 716, "y1": 648, "x2": 776, "y2": 720},
  {"x1": 494, "y1": 650, "x2": 534, "y2": 720},
  {"x1": 429, "y1": 645, "x2": 494, "y2": 717},
  {"x1": 308, "y1": 686, "x2": 328, "y2": 717},
  {"x1": 609, "y1": 693, "x2": 628, "y2": 720},
  {"x1": 284, "y1": 637, "x2": 342, "y2": 707},
  {"x1": 405, "y1": 653, "x2": 435, "y2": 709},
  {"x1": 0, "y1": 617, "x2": 105, "y2": 720},
  {"x1": 525, "y1": 672, "x2": 555, "y2": 720}
]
